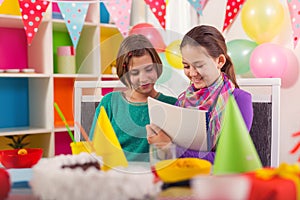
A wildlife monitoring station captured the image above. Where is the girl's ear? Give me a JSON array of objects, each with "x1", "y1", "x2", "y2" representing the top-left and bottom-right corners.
[{"x1": 217, "y1": 54, "x2": 226, "y2": 69}]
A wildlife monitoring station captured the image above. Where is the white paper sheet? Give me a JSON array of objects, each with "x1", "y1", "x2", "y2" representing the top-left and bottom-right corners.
[{"x1": 148, "y1": 97, "x2": 208, "y2": 151}]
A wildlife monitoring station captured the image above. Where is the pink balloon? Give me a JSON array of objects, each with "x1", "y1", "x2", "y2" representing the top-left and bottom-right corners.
[
  {"x1": 129, "y1": 23, "x2": 166, "y2": 52},
  {"x1": 250, "y1": 43, "x2": 287, "y2": 78},
  {"x1": 281, "y1": 48, "x2": 299, "y2": 88}
]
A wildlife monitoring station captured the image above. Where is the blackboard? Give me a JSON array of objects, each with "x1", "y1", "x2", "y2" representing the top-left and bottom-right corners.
[{"x1": 250, "y1": 102, "x2": 272, "y2": 167}]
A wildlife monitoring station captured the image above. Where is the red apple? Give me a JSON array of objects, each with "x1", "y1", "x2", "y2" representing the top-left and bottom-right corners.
[{"x1": 0, "y1": 168, "x2": 10, "y2": 199}]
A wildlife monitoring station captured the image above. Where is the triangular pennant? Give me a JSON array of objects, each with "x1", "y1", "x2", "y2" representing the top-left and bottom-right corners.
[
  {"x1": 103, "y1": 0, "x2": 132, "y2": 37},
  {"x1": 187, "y1": 0, "x2": 208, "y2": 16},
  {"x1": 213, "y1": 95, "x2": 262, "y2": 175},
  {"x1": 222, "y1": 0, "x2": 245, "y2": 32},
  {"x1": 0, "y1": 0, "x2": 21, "y2": 15},
  {"x1": 144, "y1": 0, "x2": 166, "y2": 29},
  {"x1": 92, "y1": 106, "x2": 128, "y2": 171},
  {"x1": 0, "y1": 0, "x2": 4, "y2": 6},
  {"x1": 18, "y1": 0, "x2": 49, "y2": 46},
  {"x1": 57, "y1": 2, "x2": 89, "y2": 48},
  {"x1": 287, "y1": 0, "x2": 300, "y2": 49}
]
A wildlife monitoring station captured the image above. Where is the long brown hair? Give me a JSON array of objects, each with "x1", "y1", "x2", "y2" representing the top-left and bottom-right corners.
[
  {"x1": 116, "y1": 34, "x2": 163, "y2": 87},
  {"x1": 180, "y1": 25, "x2": 239, "y2": 88}
]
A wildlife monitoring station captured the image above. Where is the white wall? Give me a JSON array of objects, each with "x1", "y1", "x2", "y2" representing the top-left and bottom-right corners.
[{"x1": 132, "y1": 0, "x2": 300, "y2": 164}]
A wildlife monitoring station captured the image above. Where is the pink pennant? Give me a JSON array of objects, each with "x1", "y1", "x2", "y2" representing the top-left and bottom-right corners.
[
  {"x1": 144, "y1": 0, "x2": 166, "y2": 29},
  {"x1": 18, "y1": 0, "x2": 49, "y2": 45},
  {"x1": 287, "y1": 0, "x2": 300, "y2": 48},
  {"x1": 222, "y1": 0, "x2": 245, "y2": 32},
  {"x1": 104, "y1": 0, "x2": 132, "y2": 37},
  {"x1": 0, "y1": 0, "x2": 4, "y2": 5}
]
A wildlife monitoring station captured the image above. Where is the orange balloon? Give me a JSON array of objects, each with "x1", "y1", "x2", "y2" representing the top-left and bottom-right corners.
[{"x1": 129, "y1": 23, "x2": 166, "y2": 52}]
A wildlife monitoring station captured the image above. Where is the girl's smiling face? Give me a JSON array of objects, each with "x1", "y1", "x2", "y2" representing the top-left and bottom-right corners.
[
  {"x1": 181, "y1": 44, "x2": 225, "y2": 89},
  {"x1": 128, "y1": 51, "x2": 158, "y2": 95}
]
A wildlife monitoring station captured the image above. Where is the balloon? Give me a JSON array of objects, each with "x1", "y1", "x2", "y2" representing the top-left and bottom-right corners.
[
  {"x1": 129, "y1": 23, "x2": 166, "y2": 52},
  {"x1": 157, "y1": 52, "x2": 173, "y2": 84},
  {"x1": 250, "y1": 43, "x2": 287, "y2": 78},
  {"x1": 241, "y1": 0, "x2": 284, "y2": 44},
  {"x1": 281, "y1": 48, "x2": 299, "y2": 88},
  {"x1": 227, "y1": 39, "x2": 258, "y2": 75},
  {"x1": 165, "y1": 40, "x2": 183, "y2": 69}
]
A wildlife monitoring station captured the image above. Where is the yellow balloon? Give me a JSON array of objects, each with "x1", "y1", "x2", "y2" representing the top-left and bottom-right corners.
[
  {"x1": 241, "y1": 0, "x2": 284, "y2": 44},
  {"x1": 165, "y1": 40, "x2": 183, "y2": 69}
]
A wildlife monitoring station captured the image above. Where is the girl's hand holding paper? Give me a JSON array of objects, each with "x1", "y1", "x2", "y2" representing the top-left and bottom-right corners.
[{"x1": 146, "y1": 124, "x2": 172, "y2": 148}]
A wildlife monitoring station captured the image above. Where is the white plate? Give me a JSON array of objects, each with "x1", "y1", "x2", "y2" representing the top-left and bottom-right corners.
[
  {"x1": 5, "y1": 69, "x2": 20, "y2": 73},
  {"x1": 21, "y1": 68, "x2": 35, "y2": 73}
]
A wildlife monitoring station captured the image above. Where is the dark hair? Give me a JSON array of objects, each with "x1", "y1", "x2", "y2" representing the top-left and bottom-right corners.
[
  {"x1": 116, "y1": 34, "x2": 163, "y2": 87},
  {"x1": 180, "y1": 25, "x2": 239, "y2": 88}
]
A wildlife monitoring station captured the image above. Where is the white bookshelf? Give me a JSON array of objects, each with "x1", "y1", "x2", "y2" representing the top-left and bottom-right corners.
[{"x1": 0, "y1": 2, "x2": 122, "y2": 157}]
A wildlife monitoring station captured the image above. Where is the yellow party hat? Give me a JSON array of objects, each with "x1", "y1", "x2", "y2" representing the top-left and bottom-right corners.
[
  {"x1": 92, "y1": 106, "x2": 128, "y2": 171},
  {"x1": 213, "y1": 95, "x2": 262, "y2": 175}
]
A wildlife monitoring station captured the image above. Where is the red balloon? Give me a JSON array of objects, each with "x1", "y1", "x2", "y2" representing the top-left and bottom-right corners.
[
  {"x1": 0, "y1": 168, "x2": 10, "y2": 200},
  {"x1": 129, "y1": 23, "x2": 166, "y2": 52}
]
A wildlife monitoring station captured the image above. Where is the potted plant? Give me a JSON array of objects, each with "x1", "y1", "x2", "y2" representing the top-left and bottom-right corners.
[
  {"x1": 1, "y1": 135, "x2": 43, "y2": 168},
  {"x1": 5, "y1": 134, "x2": 30, "y2": 149}
]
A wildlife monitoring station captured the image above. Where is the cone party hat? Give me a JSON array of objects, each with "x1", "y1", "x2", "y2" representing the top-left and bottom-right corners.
[
  {"x1": 213, "y1": 95, "x2": 262, "y2": 175},
  {"x1": 92, "y1": 106, "x2": 128, "y2": 171}
]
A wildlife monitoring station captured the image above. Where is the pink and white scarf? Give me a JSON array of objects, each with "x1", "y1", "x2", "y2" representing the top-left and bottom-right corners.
[{"x1": 176, "y1": 73, "x2": 235, "y2": 150}]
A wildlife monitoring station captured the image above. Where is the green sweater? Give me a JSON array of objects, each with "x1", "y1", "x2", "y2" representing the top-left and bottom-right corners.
[{"x1": 89, "y1": 91, "x2": 177, "y2": 161}]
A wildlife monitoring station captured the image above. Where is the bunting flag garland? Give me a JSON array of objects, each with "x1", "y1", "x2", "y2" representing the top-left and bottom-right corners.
[
  {"x1": 187, "y1": 0, "x2": 208, "y2": 16},
  {"x1": 103, "y1": 0, "x2": 132, "y2": 37},
  {"x1": 222, "y1": 0, "x2": 245, "y2": 32},
  {"x1": 287, "y1": 0, "x2": 300, "y2": 49},
  {"x1": 144, "y1": 0, "x2": 166, "y2": 29},
  {"x1": 57, "y1": 2, "x2": 89, "y2": 48},
  {"x1": 18, "y1": 0, "x2": 49, "y2": 46}
]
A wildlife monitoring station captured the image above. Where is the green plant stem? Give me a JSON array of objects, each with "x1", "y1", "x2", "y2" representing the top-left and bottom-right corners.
[{"x1": 54, "y1": 102, "x2": 76, "y2": 143}]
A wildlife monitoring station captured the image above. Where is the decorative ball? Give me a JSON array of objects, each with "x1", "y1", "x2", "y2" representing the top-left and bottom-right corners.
[{"x1": 0, "y1": 168, "x2": 10, "y2": 199}]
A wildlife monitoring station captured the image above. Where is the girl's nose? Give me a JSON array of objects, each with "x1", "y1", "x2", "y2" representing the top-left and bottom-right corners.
[
  {"x1": 139, "y1": 70, "x2": 148, "y2": 82},
  {"x1": 189, "y1": 66, "x2": 198, "y2": 76}
]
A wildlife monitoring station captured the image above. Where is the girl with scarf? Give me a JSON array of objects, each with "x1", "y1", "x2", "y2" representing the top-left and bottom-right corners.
[{"x1": 147, "y1": 25, "x2": 253, "y2": 164}]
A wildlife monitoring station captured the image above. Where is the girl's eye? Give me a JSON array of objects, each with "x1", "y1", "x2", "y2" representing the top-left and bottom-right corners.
[
  {"x1": 195, "y1": 65, "x2": 203, "y2": 69},
  {"x1": 183, "y1": 64, "x2": 190, "y2": 69},
  {"x1": 129, "y1": 70, "x2": 139, "y2": 76},
  {"x1": 145, "y1": 65, "x2": 154, "y2": 72}
]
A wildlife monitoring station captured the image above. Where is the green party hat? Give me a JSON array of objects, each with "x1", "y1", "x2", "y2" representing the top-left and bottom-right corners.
[{"x1": 213, "y1": 95, "x2": 262, "y2": 175}]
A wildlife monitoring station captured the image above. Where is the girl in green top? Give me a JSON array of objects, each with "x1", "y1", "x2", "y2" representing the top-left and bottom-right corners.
[{"x1": 89, "y1": 34, "x2": 177, "y2": 162}]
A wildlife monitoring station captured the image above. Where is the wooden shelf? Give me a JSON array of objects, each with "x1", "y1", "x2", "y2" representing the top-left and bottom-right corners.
[
  {"x1": 0, "y1": 73, "x2": 50, "y2": 78},
  {"x1": 0, "y1": 127, "x2": 52, "y2": 136},
  {"x1": 0, "y1": 15, "x2": 23, "y2": 28}
]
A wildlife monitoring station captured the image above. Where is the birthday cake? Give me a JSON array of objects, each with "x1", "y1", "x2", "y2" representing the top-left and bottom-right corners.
[{"x1": 30, "y1": 153, "x2": 160, "y2": 200}]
